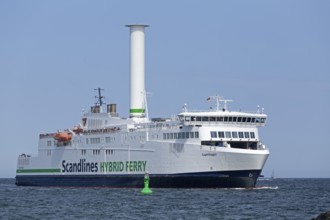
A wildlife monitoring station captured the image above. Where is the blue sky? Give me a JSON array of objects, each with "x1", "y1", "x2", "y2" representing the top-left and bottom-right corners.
[{"x1": 0, "y1": 1, "x2": 329, "y2": 178}]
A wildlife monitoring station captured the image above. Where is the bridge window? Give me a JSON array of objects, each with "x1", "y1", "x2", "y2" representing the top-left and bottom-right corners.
[
  {"x1": 244, "y1": 132, "x2": 250, "y2": 138},
  {"x1": 224, "y1": 117, "x2": 228, "y2": 122},
  {"x1": 251, "y1": 118, "x2": 255, "y2": 123},
  {"x1": 242, "y1": 117, "x2": 247, "y2": 122},
  {"x1": 229, "y1": 117, "x2": 233, "y2": 122},
  {"x1": 196, "y1": 117, "x2": 201, "y2": 121},
  {"x1": 202, "y1": 117, "x2": 209, "y2": 122},
  {"x1": 185, "y1": 116, "x2": 191, "y2": 121},
  {"x1": 210, "y1": 117, "x2": 216, "y2": 122},
  {"x1": 233, "y1": 117, "x2": 237, "y2": 122},
  {"x1": 247, "y1": 117, "x2": 251, "y2": 122},
  {"x1": 250, "y1": 132, "x2": 255, "y2": 138},
  {"x1": 256, "y1": 118, "x2": 266, "y2": 123},
  {"x1": 237, "y1": 117, "x2": 242, "y2": 122},
  {"x1": 225, "y1": 131, "x2": 231, "y2": 138},
  {"x1": 232, "y1": 132, "x2": 238, "y2": 138}
]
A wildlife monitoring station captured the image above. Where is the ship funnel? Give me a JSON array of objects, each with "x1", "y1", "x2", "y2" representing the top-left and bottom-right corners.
[{"x1": 126, "y1": 24, "x2": 149, "y2": 118}]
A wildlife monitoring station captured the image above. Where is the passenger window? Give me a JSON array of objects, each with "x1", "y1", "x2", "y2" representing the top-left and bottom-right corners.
[
  {"x1": 218, "y1": 131, "x2": 225, "y2": 138},
  {"x1": 190, "y1": 132, "x2": 195, "y2": 138},
  {"x1": 238, "y1": 132, "x2": 244, "y2": 138},
  {"x1": 196, "y1": 117, "x2": 201, "y2": 121},
  {"x1": 210, "y1": 131, "x2": 217, "y2": 138},
  {"x1": 182, "y1": 132, "x2": 186, "y2": 139}
]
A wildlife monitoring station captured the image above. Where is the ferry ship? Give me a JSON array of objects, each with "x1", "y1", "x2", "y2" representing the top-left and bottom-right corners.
[{"x1": 15, "y1": 25, "x2": 269, "y2": 188}]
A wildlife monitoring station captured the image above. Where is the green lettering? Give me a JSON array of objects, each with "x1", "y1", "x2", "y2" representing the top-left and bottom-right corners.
[
  {"x1": 137, "y1": 161, "x2": 142, "y2": 171},
  {"x1": 126, "y1": 161, "x2": 129, "y2": 172},
  {"x1": 100, "y1": 162, "x2": 105, "y2": 172},
  {"x1": 109, "y1": 162, "x2": 113, "y2": 172},
  {"x1": 120, "y1": 162, "x2": 124, "y2": 172}
]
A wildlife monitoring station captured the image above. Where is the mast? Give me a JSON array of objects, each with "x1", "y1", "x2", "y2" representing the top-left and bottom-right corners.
[{"x1": 94, "y1": 88, "x2": 105, "y2": 106}]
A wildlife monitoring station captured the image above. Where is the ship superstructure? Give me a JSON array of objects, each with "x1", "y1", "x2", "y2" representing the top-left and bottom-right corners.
[{"x1": 15, "y1": 25, "x2": 269, "y2": 188}]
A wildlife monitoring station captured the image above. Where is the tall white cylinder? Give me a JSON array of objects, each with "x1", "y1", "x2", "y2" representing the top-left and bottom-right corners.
[{"x1": 126, "y1": 24, "x2": 149, "y2": 118}]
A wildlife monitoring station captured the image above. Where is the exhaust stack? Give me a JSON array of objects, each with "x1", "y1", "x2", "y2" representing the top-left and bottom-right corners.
[{"x1": 126, "y1": 24, "x2": 149, "y2": 119}]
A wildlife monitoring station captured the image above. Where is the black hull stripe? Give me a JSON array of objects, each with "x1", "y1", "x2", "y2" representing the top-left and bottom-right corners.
[{"x1": 16, "y1": 170, "x2": 262, "y2": 188}]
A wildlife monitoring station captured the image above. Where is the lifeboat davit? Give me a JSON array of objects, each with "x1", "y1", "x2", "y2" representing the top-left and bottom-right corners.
[
  {"x1": 73, "y1": 126, "x2": 83, "y2": 134},
  {"x1": 54, "y1": 132, "x2": 72, "y2": 142}
]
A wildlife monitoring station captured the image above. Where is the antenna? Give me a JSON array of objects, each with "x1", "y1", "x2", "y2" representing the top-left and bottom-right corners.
[
  {"x1": 207, "y1": 95, "x2": 232, "y2": 111},
  {"x1": 94, "y1": 88, "x2": 105, "y2": 106}
]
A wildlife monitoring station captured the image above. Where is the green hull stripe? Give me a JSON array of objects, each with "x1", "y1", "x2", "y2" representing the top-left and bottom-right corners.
[
  {"x1": 130, "y1": 109, "x2": 145, "y2": 113},
  {"x1": 16, "y1": 169, "x2": 61, "y2": 173}
]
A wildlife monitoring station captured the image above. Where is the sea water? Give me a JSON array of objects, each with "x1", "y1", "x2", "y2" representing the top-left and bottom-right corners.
[{"x1": 1, "y1": 178, "x2": 329, "y2": 219}]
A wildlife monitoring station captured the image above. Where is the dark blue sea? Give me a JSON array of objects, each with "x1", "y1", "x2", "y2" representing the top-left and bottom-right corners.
[{"x1": 1, "y1": 178, "x2": 329, "y2": 219}]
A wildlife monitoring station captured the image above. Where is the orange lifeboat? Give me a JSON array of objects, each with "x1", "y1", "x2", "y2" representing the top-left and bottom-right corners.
[{"x1": 54, "y1": 132, "x2": 72, "y2": 142}]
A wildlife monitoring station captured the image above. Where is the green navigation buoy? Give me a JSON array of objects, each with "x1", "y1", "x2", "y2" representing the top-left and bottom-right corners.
[{"x1": 141, "y1": 172, "x2": 152, "y2": 195}]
